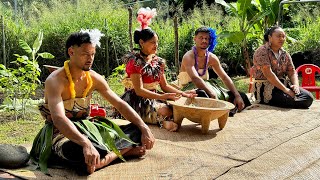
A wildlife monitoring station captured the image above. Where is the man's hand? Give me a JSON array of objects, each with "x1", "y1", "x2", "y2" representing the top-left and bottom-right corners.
[
  {"x1": 140, "y1": 126, "x2": 155, "y2": 150},
  {"x1": 83, "y1": 141, "x2": 100, "y2": 168},
  {"x1": 233, "y1": 95, "x2": 245, "y2": 111}
]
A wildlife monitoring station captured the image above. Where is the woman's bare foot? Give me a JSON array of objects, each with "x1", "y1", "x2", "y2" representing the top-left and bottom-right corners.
[
  {"x1": 123, "y1": 146, "x2": 146, "y2": 157},
  {"x1": 162, "y1": 121, "x2": 178, "y2": 132}
]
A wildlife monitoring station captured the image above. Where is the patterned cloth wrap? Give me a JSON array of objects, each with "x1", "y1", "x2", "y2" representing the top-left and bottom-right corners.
[
  {"x1": 253, "y1": 43, "x2": 295, "y2": 103},
  {"x1": 114, "y1": 52, "x2": 168, "y2": 125},
  {"x1": 30, "y1": 96, "x2": 139, "y2": 174}
]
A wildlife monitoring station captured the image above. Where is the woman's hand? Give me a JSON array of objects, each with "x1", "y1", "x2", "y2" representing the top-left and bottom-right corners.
[
  {"x1": 181, "y1": 90, "x2": 197, "y2": 98},
  {"x1": 162, "y1": 93, "x2": 181, "y2": 101},
  {"x1": 283, "y1": 88, "x2": 296, "y2": 98},
  {"x1": 290, "y1": 85, "x2": 300, "y2": 95}
]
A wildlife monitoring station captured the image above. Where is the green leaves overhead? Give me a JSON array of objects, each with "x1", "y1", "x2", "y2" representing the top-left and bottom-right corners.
[
  {"x1": 38, "y1": 52, "x2": 54, "y2": 59},
  {"x1": 215, "y1": 0, "x2": 274, "y2": 75},
  {"x1": 33, "y1": 31, "x2": 43, "y2": 54},
  {"x1": 219, "y1": 31, "x2": 245, "y2": 43},
  {"x1": 215, "y1": 0, "x2": 230, "y2": 9},
  {"x1": 19, "y1": 40, "x2": 33, "y2": 54},
  {"x1": 238, "y1": 0, "x2": 252, "y2": 16}
]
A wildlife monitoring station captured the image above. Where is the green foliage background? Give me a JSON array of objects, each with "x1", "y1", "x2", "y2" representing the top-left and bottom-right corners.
[
  {"x1": 1, "y1": 0, "x2": 320, "y2": 145},
  {"x1": 0, "y1": 0, "x2": 320, "y2": 80}
]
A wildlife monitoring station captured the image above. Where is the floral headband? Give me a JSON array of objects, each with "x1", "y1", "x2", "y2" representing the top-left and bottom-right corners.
[
  {"x1": 80, "y1": 29, "x2": 105, "y2": 47},
  {"x1": 137, "y1": 7, "x2": 157, "y2": 30},
  {"x1": 208, "y1": 28, "x2": 218, "y2": 52}
]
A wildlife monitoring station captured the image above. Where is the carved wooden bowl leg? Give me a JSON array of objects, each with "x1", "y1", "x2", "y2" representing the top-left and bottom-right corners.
[
  {"x1": 173, "y1": 108, "x2": 184, "y2": 127},
  {"x1": 218, "y1": 112, "x2": 229, "y2": 129},
  {"x1": 201, "y1": 116, "x2": 212, "y2": 134}
]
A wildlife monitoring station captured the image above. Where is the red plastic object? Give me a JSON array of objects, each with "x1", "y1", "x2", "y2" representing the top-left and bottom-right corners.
[
  {"x1": 296, "y1": 64, "x2": 320, "y2": 99},
  {"x1": 90, "y1": 104, "x2": 107, "y2": 117}
]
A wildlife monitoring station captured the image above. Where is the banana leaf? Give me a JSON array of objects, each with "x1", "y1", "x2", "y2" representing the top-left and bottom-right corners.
[
  {"x1": 30, "y1": 123, "x2": 53, "y2": 175},
  {"x1": 91, "y1": 116, "x2": 137, "y2": 145},
  {"x1": 182, "y1": 79, "x2": 229, "y2": 101},
  {"x1": 73, "y1": 120, "x2": 108, "y2": 151},
  {"x1": 30, "y1": 117, "x2": 136, "y2": 175},
  {"x1": 74, "y1": 118, "x2": 136, "y2": 162},
  {"x1": 93, "y1": 121, "x2": 125, "y2": 161}
]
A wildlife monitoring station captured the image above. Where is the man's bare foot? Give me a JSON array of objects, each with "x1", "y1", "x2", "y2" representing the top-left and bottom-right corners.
[
  {"x1": 87, "y1": 165, "x2": 96, "y2": 174},
  {"x1": 162, "y1": 121, "x2": 178, "y2": 132},
  {"x1": 123, "y1": 146, "x2": 146, "y2": 157},
  {"x1": 86, "y1": 148, "x2": 131, "y2": 174},
  {"x1": 87, "y1": 155, "x2": 112, "y2": 174}
]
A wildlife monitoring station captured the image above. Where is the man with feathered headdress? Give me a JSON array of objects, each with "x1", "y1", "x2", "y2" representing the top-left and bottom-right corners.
[{"x1": 177, "y1": 27, "x2": 251, "y2": 116}]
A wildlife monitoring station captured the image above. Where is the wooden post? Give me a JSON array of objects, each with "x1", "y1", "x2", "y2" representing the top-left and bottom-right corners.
[
  {"x1": 128, "y1": 6, "x2": 133, "y2": 52},
  {"x1": 14, "y1": 0, "x2": 17, "y2": 21},
  {"x1": 173, "y1": 15, "x2": 179, "y2": 73},
  {"x1": 1, "y1": 15, "x2": 6, "y2": 67},
  {"x1": 104, "y1": 19, "x2": 110, "y2": 76}
]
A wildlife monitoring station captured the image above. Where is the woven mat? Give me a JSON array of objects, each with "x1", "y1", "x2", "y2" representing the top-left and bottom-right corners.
[{"x1": 2, "y1": 101, "x2": 320, "y2": 179}]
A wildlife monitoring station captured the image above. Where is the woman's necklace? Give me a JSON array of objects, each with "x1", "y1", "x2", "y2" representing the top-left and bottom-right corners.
[
  {"x1": 64, "y1": 60, "x2": 93, "y2": 99},
  {"x1": 193, "y1": 46, "x2": 208, "y2": 76}
]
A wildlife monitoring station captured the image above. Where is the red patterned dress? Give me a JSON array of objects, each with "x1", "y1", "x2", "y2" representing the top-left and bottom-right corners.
[{"x1": 114, "y1": 52, "x2": 167, "y2": 125}]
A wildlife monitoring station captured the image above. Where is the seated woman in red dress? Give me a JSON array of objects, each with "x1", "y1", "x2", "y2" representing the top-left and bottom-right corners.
[{"x1": 114, "y1": 8, "x2": 196, "y2": 131}]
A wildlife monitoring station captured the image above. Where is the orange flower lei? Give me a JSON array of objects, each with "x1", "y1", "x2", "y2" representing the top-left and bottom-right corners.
[{"x1": 64, "y1": 60, "x2": 93, "y2": 99}]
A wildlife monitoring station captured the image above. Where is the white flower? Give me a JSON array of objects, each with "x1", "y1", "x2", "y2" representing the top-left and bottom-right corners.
[
  {"x1": 137, "y1": 7, "x2": 157, "y2": 30},
  {"x1": 80, "y1": 29, "x2": 105, "y2": 47}
]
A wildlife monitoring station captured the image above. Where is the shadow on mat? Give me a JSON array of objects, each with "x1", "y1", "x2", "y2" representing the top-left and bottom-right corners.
[{"x1": 149, "y1": 123, "x2": 220, "y2": 142}]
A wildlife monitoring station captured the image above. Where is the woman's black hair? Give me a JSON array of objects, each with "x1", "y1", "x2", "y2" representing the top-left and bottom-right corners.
[
  {"x1": 133, "y1": 28, "x2": 156, "y2": 47},
  {"x1": 65, "y1": 31, "x2": 91, "y2": 58},
  {"x1": 263, "y1": 26, "x2": 282, "y2": 42}
]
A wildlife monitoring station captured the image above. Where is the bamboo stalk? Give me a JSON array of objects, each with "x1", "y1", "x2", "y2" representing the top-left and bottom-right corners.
[{"x1": 1, "y1": 15, "x2": 6, "y2": 67}]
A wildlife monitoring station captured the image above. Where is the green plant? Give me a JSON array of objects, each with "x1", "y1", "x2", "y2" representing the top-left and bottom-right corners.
[
  {"x1": 216, "y1": 0, "x2": 272, "y2": 76},
  {"x1": 106, "y1": 64, "x2": 126, "y2": 96},
  {"x1": 0, "y1": 31, "x2": 54, "y2": 120}
]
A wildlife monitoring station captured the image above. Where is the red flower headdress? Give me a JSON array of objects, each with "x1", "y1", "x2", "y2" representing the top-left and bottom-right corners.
[{"x1": 137, "y1": 7, "x2": 157, "y2": 30}]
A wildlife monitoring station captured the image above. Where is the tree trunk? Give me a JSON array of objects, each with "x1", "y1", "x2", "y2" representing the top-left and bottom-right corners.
[
  {"x1": 104, "y1": 19, "x2": 109, "y2": 76},
  {"x1": 128, "y1": 7, "x2": 133, "y2": 52},
  {"x1": 242, "y1": 42, "x2": 251, "y2": 77},
  {"x1": 173, "y1": 15, "x2": 179, "y2": 73}
]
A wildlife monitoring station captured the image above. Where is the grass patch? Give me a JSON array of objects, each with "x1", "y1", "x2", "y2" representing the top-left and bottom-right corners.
[
  {"x1": 0, "y1": 111, "x2": 44, "y2": 145},
  {"x1": 215, "y1": 76, "x2": 250, "y2": 93}
]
